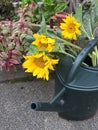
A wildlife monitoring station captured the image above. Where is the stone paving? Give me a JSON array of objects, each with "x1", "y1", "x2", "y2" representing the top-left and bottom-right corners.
[{"x1": 0, "y1": 74, "x2": 98, "y2": 130}]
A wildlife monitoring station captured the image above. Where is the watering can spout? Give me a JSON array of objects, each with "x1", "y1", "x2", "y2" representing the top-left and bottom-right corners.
[
  {"x1": 31, "y1": 102, "x2": 51, "y2": 111},
  {"x1": 31, "y1": 102, "x2": 59, "y2": 111},
  {"x1": 31, "y1": 87, "x2": 66, "y2": 112},
  {"x1": 31, "y1": 101, "x2": 65, "y2": 112}
]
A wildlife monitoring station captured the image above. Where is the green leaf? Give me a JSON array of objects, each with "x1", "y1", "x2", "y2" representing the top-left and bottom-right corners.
[
  {"x1": 91, "y1": 0, "x2": 98, "y2": 32},
  {"x1": 47, "y1": 29, "x2": 60, "y2": 40},
  {"x1": 26, "y1": 35, "x2": 35, "y2": 43},
  {"x1": 54, "y1": 2, "x2": 67, "y2": 13},
  {"x1": 83, "y1": 13, "x2": 93, "y2": 38},
  {"x1": 43, "y1": 0, "x2": 54, "y2": 5},
  {"x1": 74, "y1": 4, "x2": 82, "y2": 24},
  {"x1": 24, "y1": 42, "x2": 31, "y2": 47},
  {"x1": 33, "y1": 0, "x2": 41, "y2": 4},
  {"x1": 16, "y1": 46, "x2": 24, "y2": 52},
  {"x1": 39, "y1": 15, "x2": 47, "y2": 35},
  {"x1": 27, "y1": 44, "x2": 39, "y2": 55},
  {"x1": 12, "y1": 29, "x2": 19, "y2": 35},
  {"x1": 0, "y1": 42, "x2": 4, "y2": 51},
  {"x1": 92, "y1": 0, "x2": 98, "y2": 9},
  {"x1": 81, "y1": 1, "x2": 98, "y2": 39},
  {"x1": 53, "y1": 42, "x2": 65, "y2": 52},
  {"x1": 20, "y1": 34, "x2": 27, "y2": 43}
]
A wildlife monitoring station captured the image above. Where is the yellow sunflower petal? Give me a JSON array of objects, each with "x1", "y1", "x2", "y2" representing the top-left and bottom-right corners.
[
  {"x1": 32, "y1": 33, "x2": 55, "y2": 52},
  {"x1": 60, "y1": 14, "x2": 81, "y2": 40},
  {"x1": 22, "y1": 53, "x2": 59, "y2": 80}
]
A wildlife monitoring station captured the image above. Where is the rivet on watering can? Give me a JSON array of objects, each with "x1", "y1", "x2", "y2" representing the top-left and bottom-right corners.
[{"x1": 60, "y1": 99, "x2": 65, "y2": 106}]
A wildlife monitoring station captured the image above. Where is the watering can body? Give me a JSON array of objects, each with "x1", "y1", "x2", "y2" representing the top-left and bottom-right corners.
[
  {"x1": 55, "y1": 56, "x2": 98, "y2": 120},
  {"x1": 31, "y1": 38, "x2": 98, "y2": 120}
]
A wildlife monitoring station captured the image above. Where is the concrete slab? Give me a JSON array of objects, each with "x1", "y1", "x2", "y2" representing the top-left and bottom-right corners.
[
  {"x1": 0, "y1": 78, "x2": 98, "y2": 130},
  {"x1": 0, "y1": 65, "x2": 33, "y2": 83}
]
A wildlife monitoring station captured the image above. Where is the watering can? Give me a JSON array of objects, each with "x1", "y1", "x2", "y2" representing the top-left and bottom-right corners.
[{"x1": 31, "y1": 38, "x2": 98, "y2": 120}]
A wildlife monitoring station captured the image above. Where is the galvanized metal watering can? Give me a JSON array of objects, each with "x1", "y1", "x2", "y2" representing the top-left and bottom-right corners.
[{"x1": 31, "y1": 38, "x2": 98, "y2": 120}]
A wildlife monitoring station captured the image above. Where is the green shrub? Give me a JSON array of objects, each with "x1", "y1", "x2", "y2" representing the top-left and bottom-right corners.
[{"x1": 0, "y1": 0, "x2": 15, "y2": 20}]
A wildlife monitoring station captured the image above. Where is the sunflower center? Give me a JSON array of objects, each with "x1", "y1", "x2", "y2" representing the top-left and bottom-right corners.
[
  {"x1": 68, "y1": 23, "x2": 76, "y2": 33},
  {"x1": 34, "y1": 57, "x2": 46, "y2": 68},
  {"x1": 41, "y1": 43, "x2": 48, "y2": 49}
]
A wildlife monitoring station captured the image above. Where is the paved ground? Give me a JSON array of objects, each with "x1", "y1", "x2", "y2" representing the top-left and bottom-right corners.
[{"x1": 0, "y1": 73, "x2": 98, "y2": 130}]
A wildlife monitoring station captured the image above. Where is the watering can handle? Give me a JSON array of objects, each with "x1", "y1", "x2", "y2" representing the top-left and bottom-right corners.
[{"x1": 67, "y1": 38, "x2": 98, "y2": 83}]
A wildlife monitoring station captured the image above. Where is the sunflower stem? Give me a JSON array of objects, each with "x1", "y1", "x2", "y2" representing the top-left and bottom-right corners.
[
  {"x1": 81, "y1": 25, "x2": 92, "y2": 40},
  {"x1": 47, "y1": 32, "x2": 81, "y2": 50}
]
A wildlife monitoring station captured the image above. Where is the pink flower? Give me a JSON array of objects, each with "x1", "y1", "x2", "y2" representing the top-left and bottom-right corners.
[{"x1": 0, "y1": 35, "x2": 3, "y2": 41}]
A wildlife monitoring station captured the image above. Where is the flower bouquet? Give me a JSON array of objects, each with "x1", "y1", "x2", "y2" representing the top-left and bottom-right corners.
[{"x1": 22, "y1": 0, "x2": 98, "y2": 80}]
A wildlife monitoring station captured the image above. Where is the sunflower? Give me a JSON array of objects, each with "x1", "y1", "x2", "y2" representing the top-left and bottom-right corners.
[
  {"x1": 60, "y1": 14, "x2": 81, "y2": 40},
  {"x1": 22, "y1": 52, "x2": 59, "y2": 80},
  {"x1": 32, "y1": 34, "x2": 55, "y2": 52}
]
